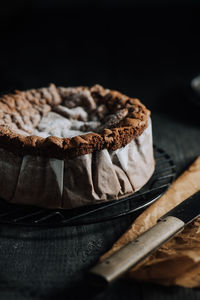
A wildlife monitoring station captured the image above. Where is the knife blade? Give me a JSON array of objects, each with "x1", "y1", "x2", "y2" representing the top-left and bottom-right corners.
[{"x1": 89, "y1": 190, "x2": 200, "y2": 286}]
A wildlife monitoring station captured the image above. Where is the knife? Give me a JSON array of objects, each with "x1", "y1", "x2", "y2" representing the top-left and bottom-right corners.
[{"x1": 89, "y1": 190, "x2": 200, "y2": 286}]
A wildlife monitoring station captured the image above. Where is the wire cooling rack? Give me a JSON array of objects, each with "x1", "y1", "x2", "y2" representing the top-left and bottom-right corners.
[{"x1": 0, "y1": 146, "x2": 175, "y2": 227}]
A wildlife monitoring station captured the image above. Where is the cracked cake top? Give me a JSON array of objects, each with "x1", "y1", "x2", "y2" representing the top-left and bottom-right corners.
[{"x1": 0, "y1": 84, "x2": 150, "y2": 159}]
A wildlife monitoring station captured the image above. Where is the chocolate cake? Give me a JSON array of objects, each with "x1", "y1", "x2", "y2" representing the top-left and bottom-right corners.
[{"x1": 0, "y1": 84, "x2": 155, "y2": 208}]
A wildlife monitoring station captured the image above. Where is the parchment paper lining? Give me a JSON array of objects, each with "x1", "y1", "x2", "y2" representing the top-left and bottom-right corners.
[{"x1": 0, "y1": 119, "x2": 154, "y2": 209}]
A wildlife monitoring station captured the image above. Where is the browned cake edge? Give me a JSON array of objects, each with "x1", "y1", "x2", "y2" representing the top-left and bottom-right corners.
[{"x1": 0, "y1": 84, "x2": 150, "y2": 159}]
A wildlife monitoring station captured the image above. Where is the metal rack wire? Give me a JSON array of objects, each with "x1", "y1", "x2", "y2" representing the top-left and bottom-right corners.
[{"x1": 0, "y1": 146, "x2": 175, "y2": 227}]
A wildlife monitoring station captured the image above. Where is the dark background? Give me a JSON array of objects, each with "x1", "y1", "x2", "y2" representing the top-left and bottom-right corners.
[
  {"x1": 0, "y1": 0, "x2": 200, "y2": 113},
  {"x1": 1, "y1": 1, "x2": 200, "y2": 300}
]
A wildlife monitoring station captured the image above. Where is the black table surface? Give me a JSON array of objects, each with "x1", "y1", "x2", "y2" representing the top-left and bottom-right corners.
[{"x1": 1, "y1": 3, "x2": 200, "y2": 299}]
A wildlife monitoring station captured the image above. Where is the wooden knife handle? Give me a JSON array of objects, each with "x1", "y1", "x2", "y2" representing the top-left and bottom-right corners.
[{"x1": 89, "y1": 216, "x2": 184, "y2": 284}]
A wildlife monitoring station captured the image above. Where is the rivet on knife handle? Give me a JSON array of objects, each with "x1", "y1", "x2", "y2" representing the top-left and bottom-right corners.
[{"x1": 89, "y1": 216, "x2": 184, "y2": 284}]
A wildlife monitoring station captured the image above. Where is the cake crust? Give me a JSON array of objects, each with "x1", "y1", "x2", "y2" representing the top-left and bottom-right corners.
[{"x1": 0, "y1": 84, "x2": 150, "y2": 159}]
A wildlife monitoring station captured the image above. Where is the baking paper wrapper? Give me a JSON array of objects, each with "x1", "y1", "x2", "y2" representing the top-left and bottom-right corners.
[
  {"x1": 100, "y1": 156, "x2": 200, "y2": 288},
  {"x1": 0, "y1": 119, "x2": 154, "y2": 209}
]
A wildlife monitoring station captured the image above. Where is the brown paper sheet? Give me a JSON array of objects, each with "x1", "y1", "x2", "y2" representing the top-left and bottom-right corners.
[{"x1": 100, "y1": 156, "x2": 200, "y2": 287}]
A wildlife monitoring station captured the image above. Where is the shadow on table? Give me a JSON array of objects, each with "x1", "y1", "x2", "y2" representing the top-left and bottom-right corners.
[{"x1": 44, "y1": 278, "x2": 183, "y2": 300}]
